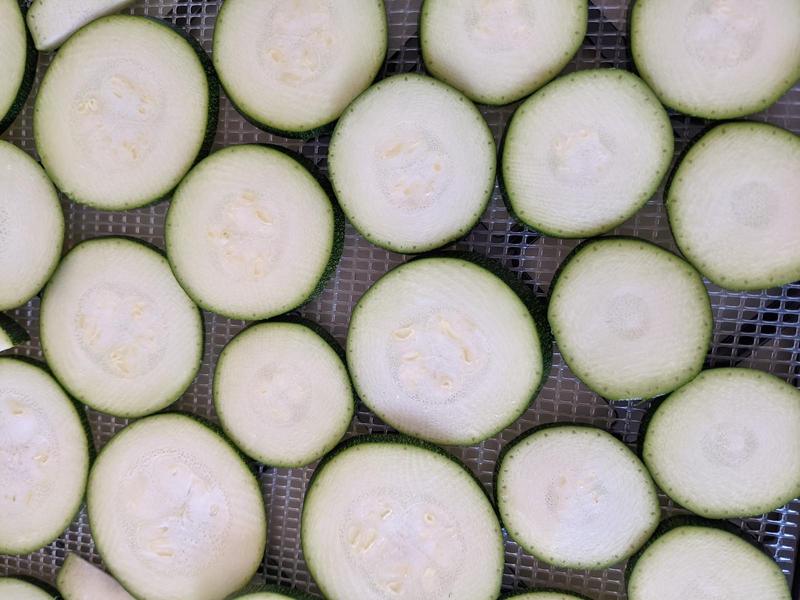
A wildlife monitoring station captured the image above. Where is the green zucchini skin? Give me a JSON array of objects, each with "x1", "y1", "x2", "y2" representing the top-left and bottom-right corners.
[
  {"x1": 228, "y1": 583, "x2": 316, "y2": 600},
  {"x1": 0, "y1": 1, "x2": 37, "y2": 135},
  {"x1": 499, "y1": 589, "x2": 594, "y2": 600},
  {"x1": 0, "y1": 312, "x2": 30, "y2": 348}
]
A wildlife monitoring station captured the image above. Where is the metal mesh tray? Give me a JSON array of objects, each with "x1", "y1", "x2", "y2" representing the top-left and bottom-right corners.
[{"x1": 2, "y1": 1, "x2": 799, "y2": 598}]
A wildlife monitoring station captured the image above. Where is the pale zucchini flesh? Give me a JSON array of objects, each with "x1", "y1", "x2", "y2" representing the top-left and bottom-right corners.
[
  {"x1": 0, "y1": 578, "x2": 55, "y2": 600},
  {"x1": 0, "y1": 0, "x2": 35, "y2": 134},
  {"x1": 56, "y1": 553, "x2": 135, "y2": 600},
  {"x1": 26, "y1": 0, "x2": 136, "y2": 51}
]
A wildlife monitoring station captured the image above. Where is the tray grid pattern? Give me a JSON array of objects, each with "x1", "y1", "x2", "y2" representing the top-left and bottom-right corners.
[{"x1": 2, "y1": 0, "x2": 800, "y2": 598}]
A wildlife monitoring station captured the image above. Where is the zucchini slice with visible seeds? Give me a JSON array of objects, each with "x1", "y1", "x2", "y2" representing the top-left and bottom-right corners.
[
  {"x1": 548, "y1": 237, "x2": 712, "y2": 401},
  {"x1": 667, "y1": 122, "x2": 800, "y2": 291},
  {"x1": 87, "y1": 414, "x2": 267, "y2": 600},
  {"x1": 496, "y1": 425, "x2": 660, "y2": 570},
  {"x1": 301, "y1": 435, "x2": 504, "y2": 600}
]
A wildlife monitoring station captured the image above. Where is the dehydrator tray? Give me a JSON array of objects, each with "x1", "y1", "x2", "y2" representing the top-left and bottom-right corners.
[{"x1": 2, "y1": 0, "x2": 799, "y2": 598}]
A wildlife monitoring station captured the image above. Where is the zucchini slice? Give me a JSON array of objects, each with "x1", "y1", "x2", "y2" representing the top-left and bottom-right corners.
[
  {"x1": 213, "y1": 0, "x2": 387, "y2": 138},
  {"x1": 231, "y1": 585, "x2": 314, "y2": 600},
  {"x1": 26, "y1": 0, "x2": 135, "y2": 51},
  {"x1": 87, "y1": 414, "x2": 267, "y2": 600},
  {"x1": 347, "y1": 254, "x2": 551, "y2": 445},
  {"x1": 631, "y1": 0, "x2": 800, "y2": 119},
  {"x1": 329, "y1": 74, "x2": 496, "y2": 253},
  {"x1": 502, "y1": 69, "x2": 673, "y2": 238},
  {"x1": 0, "y1": 578, "x2": 55, "y2": 599},
  {"x1": 166, "y1": 145, "x2": 342, "y2": 320},
  {"x1": 301, "y1": 435, "x2": 504, "y2": 600},
  {"x1": 40, "y1": 237, "x2": 203, "y2": 418},
  {"x1": 0, "y1": 141, "x2": 64, "y2": 311},
  {"x1": 34, "y1": 15, "x2": 217, "y2": 210},
  {"x1": 496, "y1": 425, "x2": 660, "y2": 570},
  {"x1": 0, "y1": 0, "x2": 36, "y2": 134},
  {"x1": 420, "y1": 0, "x2": 587, "y2": 105},
  {"x1": 643, "y1": 368, "x2": 800, "y2": 518},
  {"x1": 214, "y1": 320, "x2": 353, "y2": 467},
  {"x1": 667, "y1": 122, "x2": 800, "y2": 290},
  {"x1": 56, "y1": 553, "x2": 134, "y2": 600},
  {"x1": 0, "y1": 358, "x2": 90, "y2": 555},
  {"x1": 627, "y1": 518, "x2": 790, "y2": 600},
  {"x1": 548, "y1": 237, "x2": 712, "y2": 401},
  {"x1": 0, "y1": 313, "x2": 30, "y2": 351}
]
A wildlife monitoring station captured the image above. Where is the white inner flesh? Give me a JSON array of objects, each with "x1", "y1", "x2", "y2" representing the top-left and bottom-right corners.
[
  {"x1": 215, "y1": 323, "x2": 352, "y2": 466},
  {"x1": 167, "y1": 146, "x2": 334, "y2": 318},
  {"x1": 0, "y1": 579, "x2": 54, "y2": 600},
  {"x1": 633, "y1": 0, "x2": 800, "y2": 115},
  {"x1": 26, "y1": 0, "x2": 135, "y2": 51},
  {"x1": 0, "y1": 0, "x2": 26, "y2": 120},
  {"x1": 330, "y1": 75, "x2": 494, "y2": 252},
  {"x1": 303, "y1": 444, "x2": 503, "y2": 600},
  {"x1": 549, "y1": 241, "x2": 709, "y2": 400},
  {"x1": 88, "y1": 415, "x2": 266, "y2": 600},
  {"x1": 41, "y1": 239, "x2": 201, "y2": 416},
  {"x1": 348, "y1": 259, "x2": 542, "y2": 444},
  {"x1": 628, "y1": 527, "x2": 790, "y2": 600},
  {"x1": 35, "y1": 16, "x2": 208, "y2": 208},
  {"x1": 0, "y1": 360, "x2": 88, "y2": 554},
  {"x1": 0, "y1": 141, "x2": 63, "y2": 311},
  {"x1": 498, "y1": 428, "x2": 657, "y2": 568},
  {"x1": 57, "y1": 553, "x2": 134, "y2": 600},
  {"x1": 669, "y1": 124, "x2": 800, "y2": 288},
  {"x1": 506, "y1": 594, "x2": 585, "y2": 600},
  {"x1": 214, "y1": 0, "x2": 385, "y2": 131},
  {"x1": 644, "y1": 369, "x2": 800, "y2": 517},
  {"x1": 503, "y1": 71, "x2": 671, "y2": 237},
  {"x1": 422, "y1": 0, "x2": 585, "y2": 103}
]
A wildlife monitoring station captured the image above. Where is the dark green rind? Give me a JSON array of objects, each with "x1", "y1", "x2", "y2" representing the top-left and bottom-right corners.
[
  {"x1": 213, "y1": 0, "x2": 388, "y2": 140},
  {"x1": 0, "y1": 312, "x2": 30, "y2": 348},
  {"x1": 630, "y1": 0, "x2": 800, "y2": 120},
  {"x1": 0, "y1": 357, "x2": 92, "y2": 556},
  {"x1": 625, "y1": 516, "x2": 790, "y2": 596},
  {"x1": 228, "y1": 584, "x2": 316, "y2": 600},
  {"x1": 87, "y1": 413, "x2": 267, "y2": 600},
  {"x1": 499, "y1": 589, "x2": 593, "y2": 600},
  {"x1": 419, "y1": 0, "x2": 588, "y2": 106},
  {"x1": 212, "y1": 318, "x2": 354, "y2": 468},
  {"x1": 165, "y1": 144, "x2": 343, "y2": 321},
  {"x1": 500, "y1": 69, "x2": 674, "y2": 239},
  {"x1": 0, "y1": 1, "x2": 37, "y2": 135},
  {"x1": 640, "y1": 368, "x2": 800, "y2": 519},
  {"x1": 348, "y1": 252, "x2": 552, "y2": 446},
  {"x1": 0, "y1": 576, "x2": 60, "y2": 598},
  {"x1": 495, "y1": 423, "x2": 660, "y2": 570},
  {"x1": 548, "y1": 236, "x2": 713, "y2": 401},
  {"x1": 40, "y1": 236, "x2": 204, "y2": 419},
  {"x1": 665, "y1": 121, "x2": 800, "y2": 291},
  {"x1": 328, "y1": 73, "x2": 496, "y2": 254},
  {"x1": 301, "y1": 433, "x2": 504, "y2": 600},
  {"x1": 34, "y1": 15, "x2": 218, "y2": 211}
]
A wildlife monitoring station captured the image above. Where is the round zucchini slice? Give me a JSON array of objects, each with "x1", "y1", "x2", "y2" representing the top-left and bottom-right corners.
[
  {"x1": 301, "y1": 435, "x2": 504, "y2": 600},
  {"x1": 213, "y1": 0, "x2": 387, "y2": 138},
  {"x1": 347, "y1": 254, "x2": 551, "y2": 445},
  {"x1": 40, "y1": 237, "x2": 203, "y2": 418},
  {"x1": 502, "y1": 69, "x2": 673, "y2": 238},
  {"x1": 87, "y1": 414, "x2": 267, "y2": 600},
  {"x1": 34, "y1": 15, "x2": 216, "y2": 210},
  {"x1": 496, "y1": 425, "x2": 660, "y2": 570},
  {"x1": 420, "y1": 0, "x2": 587, "y2": 105},
  {"x1": 329, "y1": 74, "x2": 496, "y2": 253},
  {"x1": 214, "y1": 320, "x2": 353, "y2": 467},
  {"x1": 57, "y1": 553, "x2": 135, "y2": 600},
  {"x1": 0, "y1": 141, "x2": 64, "y2": 311},
  {"x1": 667, "y1": 122, "x2": 800, "y2": 291},
  {"x1": 0, "y1": 578, "x2": 56, "y2": 599},
  {"x1": 627, "y1": 518, "x2": 791, "y2": 600},
  {"x1": 0, "y1": 358, "x2": 90, "y2": 555},
  {"x1": 0, "y1": 0, "x2": 35, "y2": 134},
  {"x1": 631, "y1": 0, "x2": 800, "y2": 119},
  {"x1": 643, "y1": 368, "x2": 800, "y2": 518},
  {"x1": 166, "y1": 145, "x2": 342, "y2": 320},
  {"x1": 548, "y1": 237, "x2": 712, "y2": 401}
]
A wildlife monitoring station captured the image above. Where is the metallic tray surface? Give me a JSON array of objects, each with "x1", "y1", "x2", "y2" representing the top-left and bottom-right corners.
[{"x1": 2, "y1": 1, "x2": 799, "y2": 598}]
